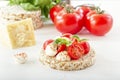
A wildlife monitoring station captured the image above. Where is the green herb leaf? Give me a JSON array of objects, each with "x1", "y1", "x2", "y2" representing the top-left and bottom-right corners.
[
  {"x1": 20, "y1": 3, "x2": 40, "y2": 11},
  {"x1": 55, "y1": 38, "x2": 71, "y2": 46},
  {"x1": 9, "y1": 0, "x2": 28, "y2": 5}
]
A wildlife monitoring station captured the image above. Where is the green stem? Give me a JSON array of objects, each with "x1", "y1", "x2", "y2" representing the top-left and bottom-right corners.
[
  {"x1": 65, "y1": 5, "x2": 74, "y2": 13},
  {"x1": 95, "y1": 7, "x2": 104, "y2": 14}
]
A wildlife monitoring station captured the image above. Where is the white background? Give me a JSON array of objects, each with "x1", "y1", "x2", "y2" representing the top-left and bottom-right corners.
[{"x1": 0, "y1": 0, "x2": 120, "y2": 80}]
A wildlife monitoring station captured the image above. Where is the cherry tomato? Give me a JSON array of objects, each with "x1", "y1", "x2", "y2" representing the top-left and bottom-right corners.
[
  {"x1": 43, "y1": 39, "x2": 54, "y2": 50},
  {"x1": 67, "y1": 43, "x2": 84, "y2": 60},
  {"x1": 85, "y1": 10, "x2": 113, "y2": 36},
  {"x1": 57, "y1": 44, "x2": 66, "y2": 53},
  {"x1": 80, "y1": 41, "x2": 90, "y2": 54},
  {"x1": 50, "y1": 4, "x2": 63, "y2": 22},
  {"x1": 54, "y1": 7, "x2": 84, "y2": 34}
]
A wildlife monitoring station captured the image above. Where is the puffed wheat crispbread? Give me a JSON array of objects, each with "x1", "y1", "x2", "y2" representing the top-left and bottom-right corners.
[{"x1": 39, "y1": 48, "x2": 95, "y2": 71}]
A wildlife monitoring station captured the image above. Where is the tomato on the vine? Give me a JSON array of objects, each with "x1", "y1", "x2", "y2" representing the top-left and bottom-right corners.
[
  {"x1": 43, "y1": 39, "x2": 54, "y2": 50},
  {"x1": 76, "y1": 4, "x2": 96, "y2": 27},
  {"x1": 54, "y1": 6, "x2": 84, "y2": 34},
  {"x1": 85, "y1": 10, "x2": 113, "y2": 36},
  {"x1": 76, "y1": 5, "x2": 91, "y2": 21},
  {"x1": 50, "y1": 4, "x2": 64, "y2": 22}
]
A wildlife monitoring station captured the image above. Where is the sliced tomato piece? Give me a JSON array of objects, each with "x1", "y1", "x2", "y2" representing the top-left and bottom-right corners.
[
  {"x1": 43, "y1": 39, "x2": 54, "y2": 50},
  {"x1": 67, "y1": 44, "x2": 84, "y2": 60},
  {"x1": 80, "y1": 41, "x2": 90, "y2": 54},
  {"x1": 61, "y1": 33, "x2": 72, "y2": 39},
  {"x1": 57, "y1": 44, "x2": 66, "y2": 53},
  {"x1": 71, "y1": 38, "x2": 78, "y2": 45}
]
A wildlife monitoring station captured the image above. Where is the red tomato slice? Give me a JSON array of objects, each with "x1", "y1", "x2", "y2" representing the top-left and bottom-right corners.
[
  {"x1": 71, "y1": 38, "x2": 78, "y2": 45},
  {"x1": 80, "y1": 41, "x2": 90, "y2": 54},
  {"x1": 61, "y1": 33, "x2": 72, "y2": 38},
  {"x1": 43, "y1": 39, "x2": 54, "y2": 50},
  {"x1": 67, "y1": 44, "x2": 84, "y2": 60},
  {"x1": 57, "y1": 44, "x2": 66, "y2": 53}
]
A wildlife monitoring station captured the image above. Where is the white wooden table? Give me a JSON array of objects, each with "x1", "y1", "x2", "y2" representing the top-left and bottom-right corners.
[{"x1": 0, "y1": 0, "x2": 120, "y2": 80}]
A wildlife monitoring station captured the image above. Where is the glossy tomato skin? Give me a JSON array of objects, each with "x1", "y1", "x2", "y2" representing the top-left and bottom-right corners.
[
  {"x1": 76, "y1": 6, "x2": 91, "y2": 21},
  {"x1": 54, "y1": 9, "x2": 84, "y2": 34},
  {"x1": 43, "y1": 39, "x2": 54, "y2": 50},
  {"x1": 57, "y1": 44, "x2": 66, "y2": 53},
  {"x1": 80, "y1": 41, "x2": 90, "y2": 54},
  {"x1": 85, "y1": 11, "x2": 113, "y2": 36},
  {"x1": 67, "y1": 43, "x2": 84, "y2": 60},
  {"x1": 50, "y1": 5, "x2": 63, "y2": 22}
]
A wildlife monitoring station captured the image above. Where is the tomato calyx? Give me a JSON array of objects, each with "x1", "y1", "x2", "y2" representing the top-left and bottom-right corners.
[
  {"x1": 64, "y1": 5, "x2": 75, "y2": 13},
  {"x1": 75, "y1": 4, "x2": 105, "y2": 14},
  {"x1": 94, "y1": 7, "x2": 104, "y2": 14},
  {"x1": 59, "y1": 2, "x2": 67, "y2": 8},
  {"x1": 75, "y1": 4, "x2": 96, "y2": 10}
]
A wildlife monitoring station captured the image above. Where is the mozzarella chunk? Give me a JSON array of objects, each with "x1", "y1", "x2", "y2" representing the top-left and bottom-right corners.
[
  {"x1": 45, "y1": 43, "x2": 57, "y2": 56},
  {"x1": 56, "y1": 51, "x2": 71, "y2": 62}
]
